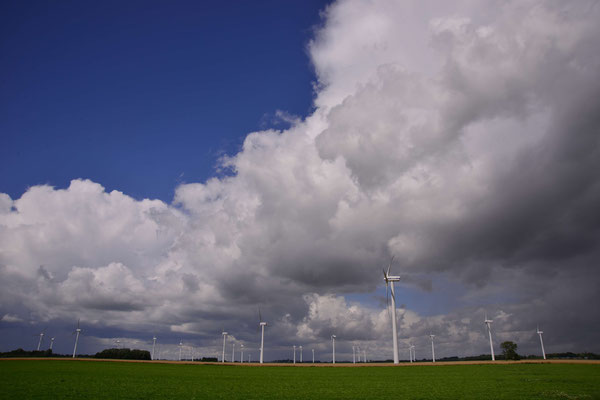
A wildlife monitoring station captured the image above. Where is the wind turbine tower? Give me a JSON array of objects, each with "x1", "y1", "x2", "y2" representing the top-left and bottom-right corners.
[
  {"x1": 430, "y1": 335, "x2": 436, "y2": 363},
  {"x1": 410, "y1": 345, "x2": 415, "y2": 362},
  {"x1": 293, "y1": 345, "x2": 296, "y2": 364},
  {"x1": 485, "y1": 313, "x2": 495, "y2": 361},
  {"x1": 240, "y1": 344, "x2": 244, "y2": 364},
  {"x1": 221, "y1": 331, "x2": 228, "y2": 363},
  {"x1": 232, "y1": 343, "x2": 235, "y2": 363},
  {"x1": 383, "y1": 257, "x2": 400, "y2": 364},
  {"x1": 178, "y1": 340, "x2": 183, "y2": 361},
  {"x1": 152, "y1": 336, "x2": 157, "y2": 360},
  {"x1": 537, "y1": 325, "x2": 546, "y2": 360},
  {"x1": 50, "y1": 337, "x2": 55, "y2": 351},
  {"x1": 300, "y1": 346, "x2": 303, "y2": 363},
  {"x1": 259, "y1": 310, "x2": 267, "y2": 364},
  {"x1": 353, "y1": 345, "x2": 356, "y2": 364},
  {"x1": 36, "y1": 331, "x2": 45, "y2": 351},
  {"x1": 72, "y1": 319, "x2": 82, "y2": 358},
  {"x1": 331, "y1": 335, "x2": 336, "y2": 364},
  {"x1": 312, "y1": 348, "x2": 315, "y2": 363}
]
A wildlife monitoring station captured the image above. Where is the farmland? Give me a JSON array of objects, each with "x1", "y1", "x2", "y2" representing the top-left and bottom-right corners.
[{"x1": 1, "y1": 359, "x2": 599, "y2": 399}]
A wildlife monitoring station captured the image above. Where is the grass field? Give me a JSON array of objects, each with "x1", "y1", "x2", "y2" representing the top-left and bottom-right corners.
[{"x1": 1, "y1": 359, "x2": 599, "y2": 399}]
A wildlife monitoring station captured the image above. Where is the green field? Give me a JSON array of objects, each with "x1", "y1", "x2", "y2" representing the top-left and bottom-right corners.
[{"x1": 1, "y1": 360, "x2": 599, "y2": 399}]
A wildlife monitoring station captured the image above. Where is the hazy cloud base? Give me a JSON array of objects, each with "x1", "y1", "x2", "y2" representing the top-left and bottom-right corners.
[{"x1": 1, "y1": 0, "x2": 599, "y2": 360}]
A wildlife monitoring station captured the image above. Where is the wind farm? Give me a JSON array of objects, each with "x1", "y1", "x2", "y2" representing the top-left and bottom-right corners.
[{"x1": 2, "y1": 0, "x2": 600, "y2": 398}]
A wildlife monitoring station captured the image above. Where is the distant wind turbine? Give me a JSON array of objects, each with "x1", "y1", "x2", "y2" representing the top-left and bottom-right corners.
[
  {"x1": 36, "y1": 330, "x2": 45, "y2": 351},
  {"x1": 293, "y1": 345, "x2": 296, "y2": 364},
  {"x1": 537, "y1": 325, "x2": 546, "y2": 360},
  {"x1": 484, "y1": 313, "x2": 495, "y2": 361},
  {"x1": 383, "y1": 257, "x2": 400, "y2": 364},
  {"x1": 152, "y1": 336, "x2": 157, "y2": 360},
  {"x1": 259, "y1": 309, "x2": 267, "y2": 364},
  {"x1": 331, "y1": 335, "x2": 336, "y2": 364},
  {"x1": 72, "y1": 319, "x2": 82, "y2": 358},
  {"x1": 221, "y1": 330, "x2": 228, "y2": 363},
  {"x1": 430, "y1": 335, "x2": 436, "y2": 363},
  {"x1": 49, "y1": 337, "x2": 55, "y2": 351},
  {"x1": 312, "y1": 348, "x2": 314, "y2": 363},
  {"x1": 232, "y1": 343, "x2": 235, "y2": 363},
  {"x1": 240, "y1": 344, "x2": 244, "y2": 364},
  {"x1": 300, "y1": 346, "x2": 303, "y2": 363},
  {"x1": 353, "y1": 345, "x2": 356, "y2": 364},
  {"x1": 178, "y1": 340, "x2": 183, "y2": 361}
]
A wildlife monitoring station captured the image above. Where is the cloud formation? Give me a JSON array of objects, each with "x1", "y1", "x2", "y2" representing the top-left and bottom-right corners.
[{"x1": 1, "y1": 0, "x2": 599, "y2": 359}]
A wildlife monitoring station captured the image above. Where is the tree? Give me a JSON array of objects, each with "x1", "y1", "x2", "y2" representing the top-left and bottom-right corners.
[{"x1": 500, "y1": 341, "x2": 520, "y2": 360}]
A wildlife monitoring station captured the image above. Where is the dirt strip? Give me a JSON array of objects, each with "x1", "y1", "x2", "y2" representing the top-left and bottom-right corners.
[{"x1": 1, "y1": 358, "x2": 599, "y2": 366}]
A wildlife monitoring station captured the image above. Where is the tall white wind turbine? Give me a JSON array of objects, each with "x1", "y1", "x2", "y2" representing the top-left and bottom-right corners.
[
  {"x1": 383, "y1": 257, "x2": 400, "y2": 364},
  {"x1": 240, "y1": 344, "x2": 244, "y2": 364},
  {"x1": 178, "y1": 340, "x2": 183, "y2": 361},
  {"x1": 259, "y1": 310, "x2": 267, "y2": 364},
  {"x1": 485, "y1": 313, "x2": 495, "y2": 361},
  {"x1": 152, "y1": 336, "x2": 157, "y2": 360},
  {"x1": 232, "y1": 343, "x2": 235, "y2": 363},
  {"x1": 72, "y1": 319, "x2": 82, "y2": 358},
  {"x1": 312, "y1": 348, "x2": 314, "y2": 363},
  {"x1": 331, "y1": 335, "x2": 336, "y2": 364},
  {"x1": 50, "y1": 337, "x2": 55, "y2": 351},
  {"x1": 410, "y1": 345, "x2": 415, "y2": 363},
  {"x1": 430, "y1": 335, "x2": 436, "y2": 363},
  {"x1": 300, "y1": 346, "x2": 303, "y2": 363},
  {"x1": 537, "y1": 325, "x2": 546, "y2": 360},
  {"x1": 293, "y1": 345, "x2": 296, "y2": 364},
  {"x1": 221, "y1": 331, "x2": 228, "y2": 363},
  {"x1": 353, "y1": 345, "x2": 356, "y2": 364}
]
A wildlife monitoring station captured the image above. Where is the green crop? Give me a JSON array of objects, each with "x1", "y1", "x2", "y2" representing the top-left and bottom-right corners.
[{"x1": 0, "y1": 360, "x2": 598, "y2": 399}]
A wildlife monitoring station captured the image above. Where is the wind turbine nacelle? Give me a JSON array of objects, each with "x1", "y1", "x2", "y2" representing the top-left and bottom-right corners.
[
  {"x1": 222, "y1": 332, "x2": 228, "y2": 335},
  {"x1": 386, "y1": 276, "x2": 400, "y2": 282},
  {"x1": 259, "y1": 322, "x2": 267, "y2": 326},
  {"x1": 485, "y1": 320, "x2": 493, "y2": 324},
  {"x1": 537, "y1": 330, "x2": 543, "y2": 334}
]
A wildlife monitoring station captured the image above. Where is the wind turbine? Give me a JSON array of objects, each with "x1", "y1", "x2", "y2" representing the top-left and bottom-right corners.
[
  {"x1": 178, "y1": 340, "x2": 183, "y2": 361},
  {"x1": 72, "y1": 319, "x2": 82, "y2": 358},
  {"x1": 430, "y1": 335, "x2": 436, "y2": 363},
  {"x1": 221, "y1": 330, "x2": 228, "y2": 363},
  {"x1": 240, "y1": 344, "x2": 244, "y2": 364},
  {"x1": 537, "y1": 325, "x2": 546, "y2": 360},
  {"x1": 312, "y1": 348, "x2": 315, "y2": 363},
  {"x1": 484, "y1": 313, "x2": 495, "y2": 361},
  {"x1": 293, "y1": 345, "x2": 296, "y2": 364},
  {"x1": 259, "y1": 310, "x2": 267, "y2": 364},
  {"x1": 353, "y1": 345, "x2": 356, "y2": 364},
  {"x1": 232, "y1": 343, "x2": 235, "y2": 363},
  {"x1": 300, "y1": 346, "x2": 303, "y2": 363},
  {"x1": 331, "y1": 335, "x2": 336, "y2": 364},
  {"x1": 115, "y1": 339, "x2": 121, "y2": 349},
  {"x1": 363, "y1": 349, "x2": 366, "y2": 363},
  {"x1": 49, "y1": 337, "x2": 55, "y2": 351},
  {"x1": 383, "y1": 257, "x2": 400, "y2": 364},
  {"x1": 152, "y1": 336, "x2": 157, "y2": 360},
  {"x1": 36, "y1": 330, "x2": 45, "y2": 351}
]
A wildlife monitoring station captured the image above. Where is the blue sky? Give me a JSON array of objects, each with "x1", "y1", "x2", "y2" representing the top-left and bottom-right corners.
[{"x1": 1, "y1": 0, "x2": 328, "y2": 201}]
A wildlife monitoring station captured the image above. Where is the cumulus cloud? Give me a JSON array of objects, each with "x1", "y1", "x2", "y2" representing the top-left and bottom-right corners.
[{"x1": 1, "y1": 0, "x2": 599, "y2": 359}]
